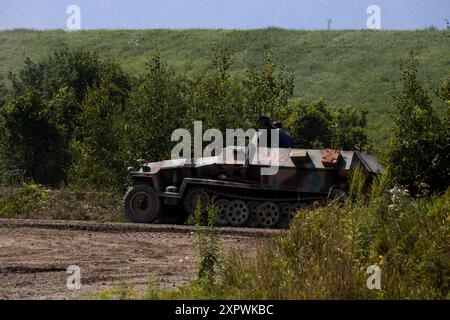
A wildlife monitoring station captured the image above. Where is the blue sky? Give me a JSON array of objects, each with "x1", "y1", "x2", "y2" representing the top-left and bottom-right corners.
[{"x1": 0, "y1": 0, "x2": 449, "y2": 30}]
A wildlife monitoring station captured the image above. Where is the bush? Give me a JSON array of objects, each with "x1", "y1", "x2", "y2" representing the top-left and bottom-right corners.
[
  {"x1": 386, "y1": 52, "x2": 449, "y2": 194},
  {"x1": 124, "y1": 53, "x2": 190, "y2": 164},
  {"x1": 0, "y1": 183, "x2": 47, "y2": 218},
  {"x1": 284, "y1": 99, "x2": 369, "y2": 150},
  {"x1": 106, "y1": 173, "x2": 449, "y2": 300},
  {"x1": 68, "y1": 63, "x2": 130, "y2": 191},
  {"x1": 0, "y1": 91, "x2": 67, "y2": 185},
  {"x1": 242, "y1": 50, "x2": 294, "y2": 124}
]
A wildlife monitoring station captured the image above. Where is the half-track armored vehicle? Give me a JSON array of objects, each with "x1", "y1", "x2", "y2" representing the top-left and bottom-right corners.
[{"x1": 124, "y1": 146, "x2": 383, "y2": 228}]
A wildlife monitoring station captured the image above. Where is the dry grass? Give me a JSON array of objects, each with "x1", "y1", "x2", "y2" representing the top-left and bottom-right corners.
[
  {"x1": 0, "y1": 185, "x2": 125, "y2": 222},
  {"x1": 98, "y1": 172, "x2": 450, "y2": 300}
]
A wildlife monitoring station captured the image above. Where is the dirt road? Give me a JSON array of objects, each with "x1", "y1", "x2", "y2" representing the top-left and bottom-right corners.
[{"x1": 0, "y1": 219, "x2": 281, "y2": 300}]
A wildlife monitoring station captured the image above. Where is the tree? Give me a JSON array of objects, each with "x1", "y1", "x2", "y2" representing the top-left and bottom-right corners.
[
  {"x1": 1, "y1": 51, "x2": 131, "y2": 188},
  {"x1": 286, "y1": 100, "x2": 333, "y2": 148},
  {"x1": 242, "y1": 51, "x2": 294, "y2": 126},
  {"x1": 332, "y1": 106, "x2": 368, "y2": 150},
  {"x1": 47, "y1": 86, "x2": 80, "y2": 145},
  {"x1": 285, "y1": 100, "x2": 368, "y2": 150},
  {"x1": 68, "y1": 63, "x2": 130, "y2": 190},
  {"x1": 126, "y1": 53, "x2": 190, "y2": 163},
  {"x1": 0, "y1": 75, "x2": 7, "y2": 106},
  {"x1": 0, "y1": 90, "x2": 66, "y2": 185},
  {"x1": 190, "y1": 46, "x2": 243, "y2": 131},
  {"x1": 386, "y1": 53, "x2": 449, "y2": 193},
  {"x1": 9, "y1": 49, "x2": 101, "y2": 102}
]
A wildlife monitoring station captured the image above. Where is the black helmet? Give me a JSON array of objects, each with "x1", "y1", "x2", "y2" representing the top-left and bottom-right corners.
[
  {"x1": 258, "y1": 116, "x2": 271, "y2": 127},
  {"x1": 272, "y1": 121, "x2": 283, "y2": 128}
]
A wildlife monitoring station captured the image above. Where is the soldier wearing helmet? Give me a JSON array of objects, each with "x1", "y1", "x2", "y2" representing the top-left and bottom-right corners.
[{"x1": 257, "y1": 116, "x2": 294, "y2": 148}]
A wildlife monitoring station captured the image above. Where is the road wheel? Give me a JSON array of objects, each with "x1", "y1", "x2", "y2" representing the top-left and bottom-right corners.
[
  {"x1": 184, "y1": 187, "x2": 210, "y2": 215},
  {"x1": 277, "y1": 203, "x2": 295, "y2": 228},
  {"x1": 226, "y1": 200, "x2": 249, "y2": 227},
  {"x1": 215, "y1": 199, "x2": 230, "y2": 226},
  {"x1": 256, "y1": 202, "x2": 280, "y2": 228},
  {"x1": 246, "y1": 201, "x2": 260, "y2": 228},
  {"x1": 124, "y1": 185, "x2": 161, "y2": 223}
]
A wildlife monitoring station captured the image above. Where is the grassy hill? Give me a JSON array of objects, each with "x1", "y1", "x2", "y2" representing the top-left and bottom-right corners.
[{"x1": 0, "y1": 28, "x2": 449, "y2": 146}]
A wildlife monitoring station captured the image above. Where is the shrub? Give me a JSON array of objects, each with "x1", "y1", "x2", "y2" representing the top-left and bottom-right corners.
[
  {"x1": 285, "y1": 99, "x2": 369, "y2": 150},
  {"x1": 386, "y1": 52, "x2": 449, "y2": 193},
  {"x1": 117, "y1": 174, "x2": 449, "y2": 300},
  {"x1": 0, "y1": 183, "x2": 47, "y2": 218}
]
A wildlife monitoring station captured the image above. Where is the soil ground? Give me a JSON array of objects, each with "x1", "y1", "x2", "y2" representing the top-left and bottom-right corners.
[{"x1": 0, "y1": 218, "x2": 281, "y2": 299}]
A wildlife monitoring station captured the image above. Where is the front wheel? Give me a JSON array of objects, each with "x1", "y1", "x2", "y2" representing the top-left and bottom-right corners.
[{"x1": 124, "y1": 185, "x2": 161, "y2": 223}]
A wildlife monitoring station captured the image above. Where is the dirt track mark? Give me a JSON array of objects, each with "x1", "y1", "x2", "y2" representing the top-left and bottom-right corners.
[
  {"x1": 0, "y1": 218, "x2": 283, "y2": 237},
  {"x1": 0, "y1": 219, "x2": 278, "y2": 299}
]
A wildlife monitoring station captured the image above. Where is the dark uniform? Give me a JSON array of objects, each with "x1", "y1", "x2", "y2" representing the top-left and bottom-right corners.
[
  {"x1": 257, "y1": 116, "x2": 294, "y2": 148},
  {"x1": 272, "y1": 121, "x2": 294, "y2": 148}
]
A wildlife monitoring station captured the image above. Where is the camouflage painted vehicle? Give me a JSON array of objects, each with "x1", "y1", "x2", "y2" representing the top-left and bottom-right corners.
[{"x1": 124, "y1": 146, "x2": 383, "y2": 228}]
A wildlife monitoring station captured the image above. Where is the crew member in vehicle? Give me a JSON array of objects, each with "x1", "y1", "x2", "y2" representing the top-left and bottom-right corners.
[{"x1": 257, "y1": 116, "x2": 294, "y2": 148}]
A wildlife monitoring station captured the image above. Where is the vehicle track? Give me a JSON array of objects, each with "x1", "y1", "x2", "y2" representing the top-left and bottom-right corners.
[{"x1": 0, "y1": 219, "x2": 281, "y2": 300}]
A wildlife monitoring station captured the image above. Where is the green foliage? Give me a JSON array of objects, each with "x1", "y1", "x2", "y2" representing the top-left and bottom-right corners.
[
  {"x1": 185, "y1": 46, "x2": 295, "y2": 133},
  {"x1": 1, "y1": 29, "x2": 449, "y2": 145},
  {"x1": 332, "y1": 106, "x2": 369, "y2": 150},
  {"x1": 0, "y1": 49, "x2": 132, "y2": 189},
  {"x1": 96, "y1": 281, "x2": 140, "y2": 300},
  {"x1": 190, "y1": 46, "x2": 242, "y2": 131},
  {"x1": 0, "y1": 90, "x2": 67, "y2": 185},
  {"x1": 0, "y1": 74, "x2": 7, "y2": 106},
  {"x1": 285, "y1": 100, "x2": 333, "y2": 148},
  {"x1": 9, "y1": 49, "x2": 101, "y2": 102},
  {"x1": 68, "y1": 61, "x2": 130, "y2": 190},
  {"x1": 120, "y1": 178, "x2": 448, "y2": 300},
  {"x1": 194, "y1": 200, "x2": 222, "y2": 284},
  {"x1": 285, "y1": 99, "x2": 369, "y2": 150},
  {"x1": 0, "y1": 183, "x2": 47, "y2": 218},
  {"x1": 349, "y1": 165, "x2": 368, "y2": 202},
  {"x1": 0, "y1": 46, "x2": 304, "y2": 190},
  {"x1": 0, "y1": 45, "x2": 446, "y2": 193},
  {"x1": 242, "y1": 51, "x2": 294, "y2": 124},
  {"x1": 386, "y1": 52, "x2": 449, "y2": 193},
  {"x1": 125, "y1": 53, "x2": 190, "y2": 162},
  {"x1": 0, "y1": 50, "x2": 109, "y2": 187},
  {"x1": 47, "y1": 86, "x2": 80, "y2": 142},
  {"x1": 0, "y1": 187, "x2": 125, "y2": 221}
]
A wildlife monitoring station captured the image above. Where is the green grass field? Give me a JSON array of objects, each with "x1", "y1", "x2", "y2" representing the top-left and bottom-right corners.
[{"x1": 0, "y1": 28, "x2": 449, "y2": 145}]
